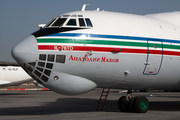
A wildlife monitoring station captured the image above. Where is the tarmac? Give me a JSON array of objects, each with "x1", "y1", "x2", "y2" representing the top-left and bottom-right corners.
[{"x1": 0, "y1": 88, "x2": 180, "y2": 120}]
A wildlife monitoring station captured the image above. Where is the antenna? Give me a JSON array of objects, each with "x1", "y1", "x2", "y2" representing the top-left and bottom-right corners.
[{"x1": 81, "y1": 4, "x2": 90, "y2": 11}]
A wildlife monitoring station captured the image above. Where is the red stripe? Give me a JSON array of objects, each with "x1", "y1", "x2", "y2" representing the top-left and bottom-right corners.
[
  {"x1": 42, "y1": 88, "x2": 48, "y2": 90},
  {"x1": 38, "y1": 45, "x2": 55, "y2": 50},
  {"x1": 163, "y1": 51, "x2": 180, "y2": 56},
  {"x1": 5, "y1": 88, "x2": 48, "y2": 90},
  {"x1": 38, "y1": 45, "x2": 147, "y2": 53},
  {"x1": 38, "y1": 45, "x2": 180, "y2": 56},
  {"x1": 19, "y1": 88, "x2": 25, "y2": 90},
  {"x1": 13, "y1": 88, "x2": 18, "y2": 90}
]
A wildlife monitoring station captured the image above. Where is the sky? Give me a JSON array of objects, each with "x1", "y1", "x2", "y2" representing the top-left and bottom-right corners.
[{"x1": 1, "y1": 0, "x2": 180, "y2": 62}]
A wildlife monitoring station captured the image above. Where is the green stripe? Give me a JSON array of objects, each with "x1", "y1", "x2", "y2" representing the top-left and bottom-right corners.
[
  {"x1": 37, "y1": 38, "x2": 180, "y2": 50},
  {"x1": 163, "y1": 44, "x2": 180, "y2": 50}
]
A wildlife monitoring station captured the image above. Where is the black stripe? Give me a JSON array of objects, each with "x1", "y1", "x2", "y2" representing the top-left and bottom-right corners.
[{"x1": 32, "y1": 27, "x2": 86, "y2": 37}]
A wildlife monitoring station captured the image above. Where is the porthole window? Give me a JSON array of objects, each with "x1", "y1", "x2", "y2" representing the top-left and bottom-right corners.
[
  {"x1": 47, "y1": 54, "x2": 55, "y2": 62},
  {"x1": 56, "y1": 55, "x2": 66, "y2": 63}
]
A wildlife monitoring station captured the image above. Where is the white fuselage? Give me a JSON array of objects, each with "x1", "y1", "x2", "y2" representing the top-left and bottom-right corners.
[
  {"x1": 0, "y1": 66, "x2": 33, "y2": 87},
  {"x1": 11, "y1": 10, "x2": 180, "y2": 95}
]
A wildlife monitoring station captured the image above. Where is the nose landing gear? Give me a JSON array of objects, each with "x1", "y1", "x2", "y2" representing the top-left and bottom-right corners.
[{"x1": 117, "y1": 90, "x2": 149, "y2": 113}]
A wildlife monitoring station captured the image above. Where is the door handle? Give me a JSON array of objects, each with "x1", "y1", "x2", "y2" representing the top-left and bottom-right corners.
[{"x1": 144, "y1": 62, "x2": 150, "y2": 65}]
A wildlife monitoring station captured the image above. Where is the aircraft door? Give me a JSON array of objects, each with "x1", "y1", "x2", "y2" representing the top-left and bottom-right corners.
[{"x1": 143, "y1": 40, "x2": 163, "y2": 75}]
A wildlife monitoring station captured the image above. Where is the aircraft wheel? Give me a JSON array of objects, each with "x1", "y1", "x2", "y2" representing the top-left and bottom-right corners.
[
  {"x1": 135, "y1": 96, "x2": 149, "y2": 113},
  {"x1": 117, "y1": 96, "x2": 125, "y2": 112},
  {"x1": 117, "y1": 96, "x2": 130, "y2": 112},
  {"x1": 129, "y1": 97, "x2": 138, "y2": 112}
]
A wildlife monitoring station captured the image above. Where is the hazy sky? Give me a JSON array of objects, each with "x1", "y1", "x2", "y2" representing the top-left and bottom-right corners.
[{"x1": 1, "y1": 0, "x2": 180, "y2": 62}]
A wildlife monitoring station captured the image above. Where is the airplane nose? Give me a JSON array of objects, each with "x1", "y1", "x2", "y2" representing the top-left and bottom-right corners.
[{"x1": 11, "y1": 35, "x2": 38, "y2": 64}]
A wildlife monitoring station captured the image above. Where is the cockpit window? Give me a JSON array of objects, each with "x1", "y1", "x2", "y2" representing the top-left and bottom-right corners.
[
  {"x1": 78, "y1": 15, "x2": 83, "y2": 17},
  {"x1": 51, "y1": 18, "x2": 67, "y2": 27},
  {"x1": 85, "y1": 18, "x2": 93, "y2": 27},
  {"x1": 66, "y1": 19, "x2": 77, "y2": 26},
  {"x1": 62, "y1": 15, "x2": 70, "y2": 17},
  {"x1": 44, "y1": 18, "x2": 56, "y2": 27},
  {"x1": 79, "y1": 18, "x2": 85, "y2": 27},
  {"x1": 44, "y1": 15, "x2": 93, "y2": 28},
  {"x1": 71, "y1": 15, "x2": 77, "y2": 17}
]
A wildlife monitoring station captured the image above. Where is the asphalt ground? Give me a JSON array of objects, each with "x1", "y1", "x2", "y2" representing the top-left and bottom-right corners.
[{"x1": 0, "y1": 89, "x2": 180, "y2": 120}]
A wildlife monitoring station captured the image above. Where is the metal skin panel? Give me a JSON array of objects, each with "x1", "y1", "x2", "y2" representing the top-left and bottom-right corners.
[
  {"x1": 11, "y1": 35, "x2": 38, "y2": 64},
  {"x1": 11, "y1": 10, "x2": 180, "y2": 95},
  {"x1": 43, "y1": 71, "x2": 97, "y2": 95}
]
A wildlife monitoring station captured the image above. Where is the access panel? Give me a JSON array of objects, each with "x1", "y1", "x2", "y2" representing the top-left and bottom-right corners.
[{"x1": 143, "y1": 40, "x2": 163, "y2": 75}]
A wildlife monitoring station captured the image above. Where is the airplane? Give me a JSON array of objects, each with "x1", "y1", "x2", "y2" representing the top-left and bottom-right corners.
[
  {"x1": 11, "y1": 4, "x2": 180, "y2": 113},
  {"x1": 32, "y1": 80, "x2": 44, "y2": 88},
  {"x1": 0, "y1": 65, "x2": 33, "y2": 87}
]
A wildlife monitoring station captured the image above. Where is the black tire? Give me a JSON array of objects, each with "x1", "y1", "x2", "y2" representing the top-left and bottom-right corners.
[
  {"x1": 129, "y1": 97, "x2": 138, "y2": 112},
  {"x1": 117, "y1": 96, "x2": 125, "y2": 112},
  {"x1": 117, "y1": 96, "x2": 130, "y2": 112},
  {"x1": 135, "y1": 96, "x2": 149, "y2": 113},
  {"x1": 122, "y1": 98, "x2": 130, "y2": 112}
]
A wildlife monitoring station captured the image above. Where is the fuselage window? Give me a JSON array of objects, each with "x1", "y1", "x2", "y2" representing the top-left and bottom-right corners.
[
  {"x1": 34, "y1": 70, "x2": 41, "y2": 77},
  {"x1": 41, "y1": 75, "x2": 48, "y2": 82},
  {"x1": 44, "y1": 69, "x2": 51, "y2": 76},
  {"x1": 39, "y1": 54, "x2": 46, "y2": 61},
  {"x1": 47, "y1": 54, "x2": 55, "y2": 62},
  {"x1": 66, "y1": 19, "x2": 77, "y2": 26},
  {"x1": 79, "y1": 18, "x2": 86, "y2": 27},
  {"x1": 36, "y1": 67, "x2": 43, "y2": 72},
  {"x1": 38, "y1": 62, "x2": 45, "y2": 67},
  {"x1": 46, "y1": 63, "x2": 53, "y2": 69},
  {"x1": 85, "y1": 18, "x2": 93, "y2": 27},
  {"x1": 51, "y1": 18, "x2": 67, "y2": 27},
  {"x1": 56, "y1": 55, "x2": 66, "y2": 63}
]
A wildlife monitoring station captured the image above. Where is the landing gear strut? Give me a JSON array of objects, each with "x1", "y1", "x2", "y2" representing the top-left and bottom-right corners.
[{"x1": 117, "y1": 90, "x2": 149, "y2": 113}]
